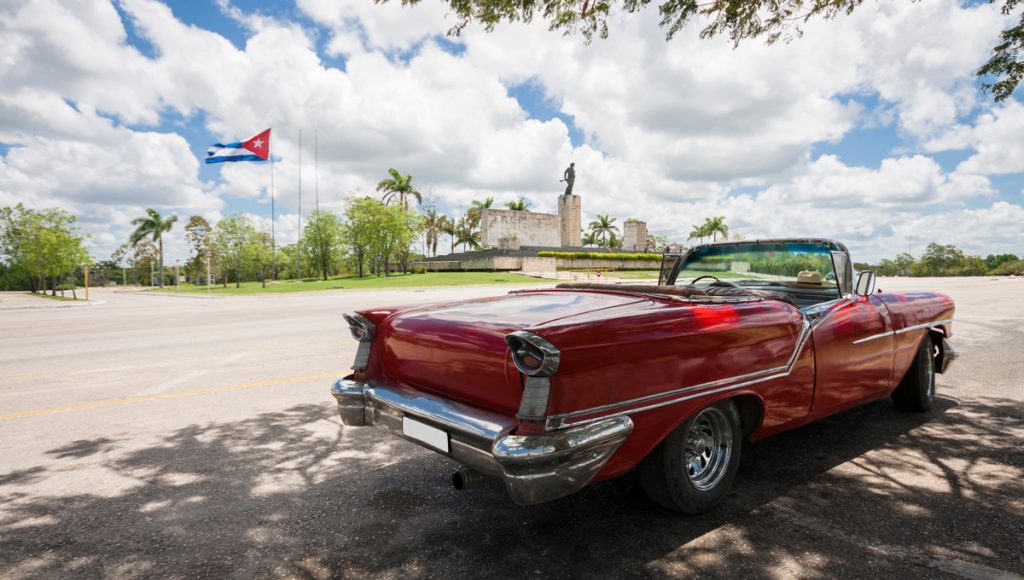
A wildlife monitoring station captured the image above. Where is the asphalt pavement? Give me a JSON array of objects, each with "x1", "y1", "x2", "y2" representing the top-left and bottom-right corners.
[{"x1": 0, "y1": 279, "x2": 1021, "y2": 579}]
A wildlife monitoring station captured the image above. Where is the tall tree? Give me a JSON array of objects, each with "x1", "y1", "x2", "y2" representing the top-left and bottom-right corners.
[
  {"x1": 397, "y1": 0, "x2": 1023, "y2": 102},
  {"x1": 343, "y1": 197, "x2": 378, "y2": 278},
  {"x1": 246, "y1": 230, "x2": 276, "y2": 288},
  {"x1": 588, "y1": 214, "x2": 619, "y2": 247},
  {"x1": 505, "y1": 197, "x2": 531, "y2": 211},
  {"x1": 301, "y1": 210, "x2": 346, "y2": 280},
  {"x1": 129, "y1": 209, "x2": 178, "y2": 287},
  {"x1": 212, "y1": 213, "x2": 254, "y2": 288},
  {"x1": 184, "y1": 216, "x2": 213, "y2": 284},
  {"x1": 377, "y1": 168, "x2": 423, "y2": 210}
]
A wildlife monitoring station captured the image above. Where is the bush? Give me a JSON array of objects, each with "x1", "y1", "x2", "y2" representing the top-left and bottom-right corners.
[
  {"x1": 537, "y1": 251, "x2": 662, "y2": 261},
  {"x1": 0, "y1": 263, "x2": 32, "y2": 291},
  {"x1": 992, "y1": 260, "x2": 1024, "y2": 276}
]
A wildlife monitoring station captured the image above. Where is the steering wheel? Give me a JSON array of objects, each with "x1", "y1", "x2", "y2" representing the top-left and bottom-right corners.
[{"x1": 688, "y1": 275, "x2": 741, "y2": 289}]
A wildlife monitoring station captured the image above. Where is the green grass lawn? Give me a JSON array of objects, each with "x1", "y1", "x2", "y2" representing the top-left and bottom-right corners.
[
  {"x1": 156, "y1": 272, "x2": 552, "y2": 295},
  {"x1": 27, "y1": 292, "x2": 81, "y2": 301}
]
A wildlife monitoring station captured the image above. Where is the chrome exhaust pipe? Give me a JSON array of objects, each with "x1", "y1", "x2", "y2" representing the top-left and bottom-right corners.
[{"x1": 452, "y1": 467, "x2": 488, "y2": 491}]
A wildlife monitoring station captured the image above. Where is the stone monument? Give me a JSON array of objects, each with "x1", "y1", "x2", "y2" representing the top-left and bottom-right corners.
[{"x1": 558, "y1": 194, "x2": 581, "y2": 247}]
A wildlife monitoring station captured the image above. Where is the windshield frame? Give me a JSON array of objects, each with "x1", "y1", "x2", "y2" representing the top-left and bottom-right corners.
[{"x1": 666, "y1": 238, "x2": 853, "y2": 294}]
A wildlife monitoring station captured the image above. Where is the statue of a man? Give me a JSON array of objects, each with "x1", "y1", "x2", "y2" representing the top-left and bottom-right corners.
[{"x1": 561, "y1": 163, "x2": 576, "y2": 196}]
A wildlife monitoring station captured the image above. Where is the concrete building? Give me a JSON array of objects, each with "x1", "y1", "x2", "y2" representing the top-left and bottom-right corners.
[{"x1": 622, "y1": 219, "x2": 649, "y2": 252}]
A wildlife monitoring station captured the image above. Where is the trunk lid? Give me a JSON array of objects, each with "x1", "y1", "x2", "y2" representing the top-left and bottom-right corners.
[{"x1": 373, "y1": 290, "x2": 648, "y2": 413}]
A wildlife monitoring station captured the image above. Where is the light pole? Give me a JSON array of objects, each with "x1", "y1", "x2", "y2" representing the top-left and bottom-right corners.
[
  {"x1": 175, "y1": 259, "x2": 180, "y2": 292},
  {"x1": 206, "y1": 252, "x2": 211, "y2": 295}
]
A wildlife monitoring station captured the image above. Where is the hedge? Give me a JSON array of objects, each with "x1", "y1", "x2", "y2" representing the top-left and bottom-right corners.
[{"x1": 537, "y1": 251, "x2": 663, "y2": 262}]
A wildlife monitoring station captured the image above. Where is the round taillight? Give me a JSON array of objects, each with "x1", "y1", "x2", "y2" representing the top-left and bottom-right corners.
[{"x1": 517, "y1": 349, "x2": 543, "y2": 371}]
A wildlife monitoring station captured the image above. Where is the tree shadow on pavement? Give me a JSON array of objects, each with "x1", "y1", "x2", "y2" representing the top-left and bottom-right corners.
[{"x1": 1, "y1": 396, "x2": 1021, "y2": 578}]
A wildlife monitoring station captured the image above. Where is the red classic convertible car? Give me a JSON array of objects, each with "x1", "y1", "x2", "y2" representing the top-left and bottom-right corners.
[{"x1": 332, "y1": 239, "x2": 957, "y2": 512}]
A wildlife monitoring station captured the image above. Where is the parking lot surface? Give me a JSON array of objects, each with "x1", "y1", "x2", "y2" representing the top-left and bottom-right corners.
[{"x1": 1, "y1": 279, "x2": 1022, "y2": 578}]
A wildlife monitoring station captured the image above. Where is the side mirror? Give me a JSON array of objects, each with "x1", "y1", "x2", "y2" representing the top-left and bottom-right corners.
[{"x1": 855, "y1": 271, "x2": 876, "y2": 297}]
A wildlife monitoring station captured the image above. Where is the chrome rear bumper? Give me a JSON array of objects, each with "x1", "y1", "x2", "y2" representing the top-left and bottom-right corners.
[{"x1": 331, "y1": 377, "x2": 633, "y2": 505}]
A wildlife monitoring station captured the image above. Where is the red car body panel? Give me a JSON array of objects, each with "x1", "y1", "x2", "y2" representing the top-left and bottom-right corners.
[{"x1": 352, "y1": 286, "x2": 954, "y2": 484}]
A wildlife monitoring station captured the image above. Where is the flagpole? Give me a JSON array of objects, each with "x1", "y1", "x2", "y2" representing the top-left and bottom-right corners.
[
  {"x1": 315, "y1": 126, "x2": 322, "y2": 280},
  {"x1": 296, "y1": 128, "x2": 302, "y2": 280},
  {"x1": 270, "y1": 126, "x2": 276, "y2": 280}
]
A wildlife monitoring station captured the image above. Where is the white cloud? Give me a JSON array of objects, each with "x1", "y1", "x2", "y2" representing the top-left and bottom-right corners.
[
  {"x1": 951, "y1": 102, "x2": 1024, "y2": 175},
  {"x1": 295, "y1": 0, "x2": 453, "y2": 56},
  {"x1": 0, "y1": 0, "x2": 1020, "y2": 266}
]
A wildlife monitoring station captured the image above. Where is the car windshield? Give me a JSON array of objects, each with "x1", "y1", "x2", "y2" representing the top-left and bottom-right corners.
[{"x1": 674, "y1": 242, "x2": 840, "y2": 296}]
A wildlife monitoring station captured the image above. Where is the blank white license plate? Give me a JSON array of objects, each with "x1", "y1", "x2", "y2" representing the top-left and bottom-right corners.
[{"x1": 402, "y1": 417, "x2": 450, "y2": 453}]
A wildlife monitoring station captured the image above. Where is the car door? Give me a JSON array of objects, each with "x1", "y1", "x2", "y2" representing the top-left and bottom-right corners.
[{"x1": 808, "y1": 295, "x2": 896, "y2": 420}]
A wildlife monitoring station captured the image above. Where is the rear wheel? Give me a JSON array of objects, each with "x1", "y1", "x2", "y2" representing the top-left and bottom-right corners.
[
  {"x1": 638, "y1": 400, "x2": 742, "y2": 513},
  {"x1": 892, "y1": 334, "x2": 935, "y2": 412}
]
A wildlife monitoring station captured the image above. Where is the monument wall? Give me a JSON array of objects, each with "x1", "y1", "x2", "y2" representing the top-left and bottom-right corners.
[{"x1": 480, "y1": 209, "x2": 561, "y2": 248}]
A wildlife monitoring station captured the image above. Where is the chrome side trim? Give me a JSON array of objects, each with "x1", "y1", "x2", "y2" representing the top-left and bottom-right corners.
[
  {"x1": 894, "y1": 319, "x2": 953, "y2": 335},
  {"x1": 546, "y1": 297, "x2": 854, "y2": 430},
  {"x1": 852, "y1": 330, "x2": 896, "y2": 345}
]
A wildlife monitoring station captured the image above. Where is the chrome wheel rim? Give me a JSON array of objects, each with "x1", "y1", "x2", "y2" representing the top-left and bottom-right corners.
[{"x1": 684, "y1": 407, "x2": 733, "y2": 491}]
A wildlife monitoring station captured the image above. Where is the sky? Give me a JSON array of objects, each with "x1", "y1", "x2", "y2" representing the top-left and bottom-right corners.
[{"x1": 0, "y1": 0, "x2": 1022, "y2": 264}]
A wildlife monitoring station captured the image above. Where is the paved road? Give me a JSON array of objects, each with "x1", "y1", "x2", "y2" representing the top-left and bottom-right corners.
[{"x1": 0, "y1": 279, "x2": 1021, "y2": 578}]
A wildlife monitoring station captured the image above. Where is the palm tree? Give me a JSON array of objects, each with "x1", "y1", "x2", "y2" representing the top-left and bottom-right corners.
[
  {"x1": 377, "y1": 168, "x2": 423, "y2": 210},
  {"x1": 441, "y1": 217, "x2": 458, "y2": 255},
  {"x1": 506, "y1": 197, "x2": 531, "y2": 211},
  {"x1": 129, "y1": 208, "x2": 178, "y2": 287},
  {"x1": 422, "y1": 209, "x2": 446, "y2": 257},
  {"x1": 688, "y1": 224, "x2": 707, "y2": 244},
  {"x1": 581, "y1": 231, "x2": 598, "y2": 247},
  {"x1": 703, "y1": 216, "x2": 729, "y2": 242},
  {"x1": 455, "y1": 217, "x2": 480, "y2": 252},
  {"x1": 588, "y1": 214, "x2": 619, "y2": 248},
  {"x1": 466, "y1": 197, "x2": 495, "y2": 234}
]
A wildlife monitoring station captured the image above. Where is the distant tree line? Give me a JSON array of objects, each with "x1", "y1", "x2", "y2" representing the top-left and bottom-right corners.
[{"x1": 859, "y1": 244, "x2": 1023, "y2": 277}]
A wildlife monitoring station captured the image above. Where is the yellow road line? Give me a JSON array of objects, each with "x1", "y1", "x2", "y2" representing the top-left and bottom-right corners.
[{"x1": 0, "y1": 371, "x2": 343, "y2": 421}]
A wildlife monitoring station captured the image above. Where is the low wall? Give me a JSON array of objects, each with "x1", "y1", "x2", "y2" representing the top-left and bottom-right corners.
[
  {"x1": 555, "y1": 258, "x2": 657, "y2": 270},
  {"x1": 413, "y1": 256, "x2": 653, "y2": 272}
]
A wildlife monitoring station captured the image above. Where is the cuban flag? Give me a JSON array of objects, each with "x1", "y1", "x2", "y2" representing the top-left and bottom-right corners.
[{"x1": 205, "y1": 129, "x2": 271, "y2": 164}]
